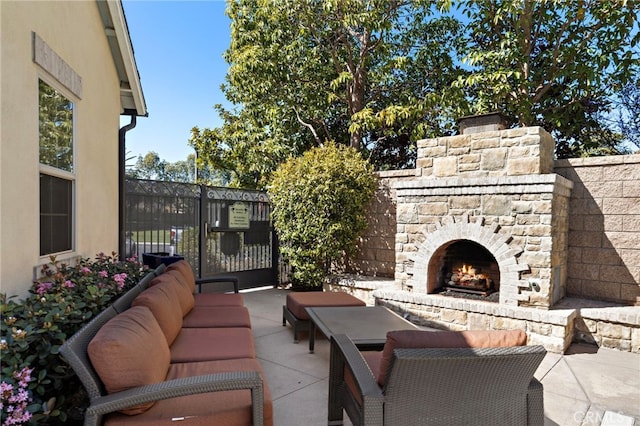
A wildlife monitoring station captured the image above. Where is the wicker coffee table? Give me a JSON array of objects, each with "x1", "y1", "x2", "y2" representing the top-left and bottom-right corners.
[{"x1": 305, "y1": 306, "x2": 419, "y2": 353}]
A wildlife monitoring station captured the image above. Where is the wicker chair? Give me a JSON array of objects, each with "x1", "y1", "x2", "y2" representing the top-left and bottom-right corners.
[{"x1": 328, "y1": 333, "x2": 546, "y2": 426}]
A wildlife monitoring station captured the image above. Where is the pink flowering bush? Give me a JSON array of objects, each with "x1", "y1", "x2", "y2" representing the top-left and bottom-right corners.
[
  {"x1": 1, "y1": 368, "x2": 33, "y2": 426},
  {"x1": 0, "y1": 253, "x2": 148, "y2": 424}
]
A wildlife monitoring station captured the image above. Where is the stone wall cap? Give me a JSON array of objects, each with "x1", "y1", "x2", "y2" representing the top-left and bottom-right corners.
[
  {"x1": 393, "y1": 174, "x2": 573, "y2": 190},
  {"x1": 372, "y1": 290, "x2": 577, "y2": 325},
  {"x1": 376, "y1": 169, "x2": 418, "y2": 179},
  {"x1": 555, "y1": 153, "x2": 640, "y2": 168}
]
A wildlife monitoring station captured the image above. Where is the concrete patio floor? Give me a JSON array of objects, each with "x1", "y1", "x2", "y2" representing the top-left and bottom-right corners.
[{"x1": 240, "y1": 287, "x2": 640, "y2": 426}]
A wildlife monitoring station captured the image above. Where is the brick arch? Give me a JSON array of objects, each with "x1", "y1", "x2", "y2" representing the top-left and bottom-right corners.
[{"x1": 410, "y1": 216, "x2": 528, "y2": 306}]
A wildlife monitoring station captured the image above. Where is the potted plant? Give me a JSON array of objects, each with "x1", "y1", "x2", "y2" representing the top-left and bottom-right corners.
[{"x1": 268, "y1": 143, "x2": 377, "y2": 290}]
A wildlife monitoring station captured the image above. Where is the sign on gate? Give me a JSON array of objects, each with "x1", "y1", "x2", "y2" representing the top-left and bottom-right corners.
[{"x1": 228, "y1": 202, "x2": 250, "y2": 229}]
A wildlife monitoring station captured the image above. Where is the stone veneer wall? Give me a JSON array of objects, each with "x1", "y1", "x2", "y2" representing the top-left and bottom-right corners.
[
  {"x1": 344, "y1": 133, "x2": 640, "y2": 352},
  {"x1": 555, "y1": 155, "x2": 640, "y2": 305},
  {"x1": 394, "y1": 175, "x2": 572, "y2": 308},
  {"x1": 349, "y1": 148, "x2": 640, "y2": 307},
  {"x1": 350, "y1": 127, "x2": 557, "y2": 279},
  {"x1": 415, "y1": 127, "x2": 556, "y2": 178},
  {"x1": 346, "y1": 169, "x2": 416, "y2": 278},
  {"x1": 374, "y1": 290, "x2": 576, "y2": 353}
]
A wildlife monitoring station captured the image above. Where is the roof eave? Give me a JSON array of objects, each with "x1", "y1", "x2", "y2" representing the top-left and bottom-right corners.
[{"x1": 99, "y1": 0, "x2": 148, "y2": 117}]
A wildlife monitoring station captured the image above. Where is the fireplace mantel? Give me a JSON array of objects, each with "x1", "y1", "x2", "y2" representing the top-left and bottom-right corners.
[{"x1": 394, "y1": 174, "x2": 573, "y2": 196}]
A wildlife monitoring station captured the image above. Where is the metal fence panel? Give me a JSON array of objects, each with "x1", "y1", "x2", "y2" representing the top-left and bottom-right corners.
[{"x1": 125, "y1": 179, "x2": 282, "y2": 288}]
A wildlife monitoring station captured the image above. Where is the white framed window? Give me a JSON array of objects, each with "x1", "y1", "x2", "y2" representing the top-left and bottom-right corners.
[{"x1": 39, "y1": 78, "x2": 75, "y2": 256}]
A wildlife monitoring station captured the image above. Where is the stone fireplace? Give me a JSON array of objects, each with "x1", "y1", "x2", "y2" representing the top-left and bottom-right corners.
[
  {"x1": 352, "y1": 126, "x2": 580, "y2": 352},
  {"x1": 394, "y1": 127, "x2": 573, "y2": 309},
  {"x1": 331, "y1": 125, "x2": 640, "y2": 354}
]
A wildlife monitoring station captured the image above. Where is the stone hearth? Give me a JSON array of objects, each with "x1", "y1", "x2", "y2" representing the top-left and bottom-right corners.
[{"x1": 328, "y1": 274, "x2": 638, "y2": 354}]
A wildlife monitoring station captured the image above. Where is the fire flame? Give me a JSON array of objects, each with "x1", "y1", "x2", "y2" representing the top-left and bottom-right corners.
[
  {"x1": 449, "y1": 263, "x2": 492, "y2": 292},
  {"x1": 459, "y1": 264, "x2": 475, "y2": 275}
]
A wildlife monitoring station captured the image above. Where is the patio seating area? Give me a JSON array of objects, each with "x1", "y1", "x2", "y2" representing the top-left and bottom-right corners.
[{"x1": 243, "y1": 287, "x2": 640, "y2": 426}]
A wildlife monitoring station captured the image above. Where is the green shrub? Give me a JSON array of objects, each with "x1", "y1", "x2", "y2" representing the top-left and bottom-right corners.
[
  {"x1": 268, "y1": 143, "x2": 377, "y2": 288},
  {"x1": 0, "y1": 253, "x2": 148, "y2": 424}
]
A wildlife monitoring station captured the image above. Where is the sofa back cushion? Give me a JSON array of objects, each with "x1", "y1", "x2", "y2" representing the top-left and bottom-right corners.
[
  {"x1": 164, "y1": 269, "x2": 196, "y2": 296},
  {"x1": 166, "y1": 260, "x2": 196, "y2": 293},
  {"x1": 88, "y1": 306, "x2": 170, "y2": 415},
  {"x1": 377, "y1": 329, "x2": 527, "y2": 387},
  {"x1": 148, "y1": 273, "x2": 194, "y2": 316},
  {"x1": 132, "y1": 281, "x2": 184, "y2": 345}
]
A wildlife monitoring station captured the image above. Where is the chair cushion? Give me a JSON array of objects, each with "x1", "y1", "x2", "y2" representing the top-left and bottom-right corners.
[
  {"x1": 286, "y1": 291, "x2": 365, "y2": 320},
  {"x1": 166, "y1": 260, "x2": 196, "y2": 293},
  {"x1": 377, "y1": 329, "x2": 527, "y2": 386},
  {"x1": 170, "y1": 327, "x2": 256, "y2": 363},
  {"x1": 182, "y1": 306, "x2": 252, "y2": 328},
  {"x1": 103, "y1": 358, "x2": 273, "y2": 426},
  {"x1": 88, "y1": 306, "x2": 170, "y2": 415},
  {"x1": 344, "y1": 351, "x2": 382, "y2": 406},
  {"x1": 193, "y1": 293, "x2": 245, "y2": 307},
  {"x1": 132, "y1": 281, "x2": 184, "y2": 345},
  {"x1": 148, "y1": 273, "x2": 194, "y2": 317},
  {"x1": 164, "y1": 269, "x2": 195, "y2": 295}
]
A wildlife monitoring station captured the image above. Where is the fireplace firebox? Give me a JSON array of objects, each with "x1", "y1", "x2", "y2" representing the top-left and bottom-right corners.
[{"x1": 437, "y1": 240, "x2": 499, "y2": 297}]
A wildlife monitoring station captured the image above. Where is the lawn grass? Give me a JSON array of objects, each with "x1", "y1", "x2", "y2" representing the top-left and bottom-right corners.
[{"x1": 130, "y1": 230, "x2": 171, "y2": 243}]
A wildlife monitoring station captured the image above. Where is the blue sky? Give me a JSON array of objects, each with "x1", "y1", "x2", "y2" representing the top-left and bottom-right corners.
[{"x1": 121, "y1": 1, "x2": 231, "y2": 163}]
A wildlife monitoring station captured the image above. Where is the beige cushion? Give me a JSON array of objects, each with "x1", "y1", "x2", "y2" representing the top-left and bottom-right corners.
[
  {"x1": 377, "y1": 329, "x2": 527, "y2": 386},
  {"x1": 132, "y1": 281, "x2": 183, "y2": 345},
  {"x1": 88, "y1": 306, "x2": 170, "y2": 415}
]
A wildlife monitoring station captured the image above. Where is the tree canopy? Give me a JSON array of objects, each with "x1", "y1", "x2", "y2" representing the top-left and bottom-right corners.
[
  {"x1": 191, "y1": 0, "x2": 639, "y2": 188},
  {"x1": 613, "y1": 78, "x2": 640, "y2": 152},
  {"x1": 455, "y1": 0, "x2": 640, "y2": 157},
  {"x1": 126, "y1": 151, "x2": 226, "y2": 185}
]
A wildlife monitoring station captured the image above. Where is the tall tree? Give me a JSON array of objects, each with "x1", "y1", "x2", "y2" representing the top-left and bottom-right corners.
[
  {"x1": 126, "y1": 152, "x2": 226, "y2": 184},
  {"x1": 128, "y1": 151, "x2": 166, "y2": 180},
  {"x1": 194, "y1": 0, "x2": 638, "y2": 186},
  {"x1": 191, "y1": 0, "x2": 466, "y2": 188},
  {"x1": 454, "y1": 0, "x2": 639, "y2": 157}
]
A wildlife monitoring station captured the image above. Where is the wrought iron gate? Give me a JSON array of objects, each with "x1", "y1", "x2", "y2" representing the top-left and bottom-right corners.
[{"x1": 124, "y1": 179, "x2": 280, "y2": 289}]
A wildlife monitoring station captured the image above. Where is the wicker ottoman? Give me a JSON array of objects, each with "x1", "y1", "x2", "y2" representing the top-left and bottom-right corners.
[{"x1": 283, "y1": 292, "x2": 366, "y2": 342}]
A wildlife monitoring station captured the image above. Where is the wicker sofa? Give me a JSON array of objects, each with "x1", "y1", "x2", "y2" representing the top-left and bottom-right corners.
[
  {"x1": 328, "y1": 329, "x2": 546, "y2": 426},
  {"x1": 60, "y1": 260, "x2": 272, "y2": 426}
]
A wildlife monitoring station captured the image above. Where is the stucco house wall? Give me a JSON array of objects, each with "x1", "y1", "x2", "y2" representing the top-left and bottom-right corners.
[{"x1": 0, "y1": 1, "x2": 145, "y2": 299}]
